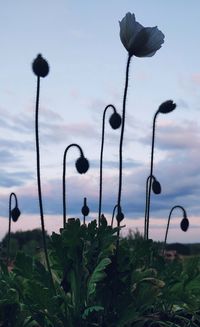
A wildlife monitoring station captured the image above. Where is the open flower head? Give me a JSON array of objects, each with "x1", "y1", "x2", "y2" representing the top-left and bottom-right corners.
[{"x1": 119, "y1": 12, "x2": 164, "y2": 57}]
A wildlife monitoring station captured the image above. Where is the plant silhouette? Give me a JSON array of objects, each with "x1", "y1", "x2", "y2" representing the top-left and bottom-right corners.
[
  {"x1": 32, "y1": 54, "x2": 55, "y2": 292},
  {"x1": 145, "y1": 100, "x2": 176, "y2": 240},
  {"x1": 162, "y1": 205, "x2": 189, "y2": 254},
  {"x1": 7, "y1": 192, "x2": 20, "y2": 265},
  {"x1": 62, "y1": 143, "x2": 89, "y2": 228},
  {"x1": 98, "y1": 104, "x2": 121, "y2": 227}
]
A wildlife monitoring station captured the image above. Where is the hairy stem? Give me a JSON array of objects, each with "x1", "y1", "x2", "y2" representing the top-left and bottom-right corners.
[
  {"x1": 35, "y1": 76, "x2": 55, "y2": 292},
  {"x1": 146, "y1": 110, "x2": 159, "y2": 240},
  {"x1": 117, "y1": 55, "x2": 131, "y2": 235},
  {"x1": 7, "y1": 193, "x2": 17, "y2": 265},
  {"x1": 162, "y1": 205, "x2": 186, "y2": 255},
  {"x1": 63, "y1": 143, "x2": 83, "y2": 228},
  {"x1": 98, "y1": 104, "x2": 116, "y2": 227}
]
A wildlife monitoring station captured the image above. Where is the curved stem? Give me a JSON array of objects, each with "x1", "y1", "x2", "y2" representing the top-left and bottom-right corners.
[
  {"x1": 146, "y1": 110, "x2": 159, "y2": 240},
  {"x1": 111, "y1": 204, "x2": 118, "y2": 227},
  {"x1": 117, "y1": 55, "x2": 131, "y2": 236},
  {"x1": 63, "y1": 143, "x2": 83, "y2": 228},
  {"x1": 35, "y1": 76, "x2": 55, "y2": 292},
  {"x1": 162, "y1": 205, "x2": 187, "y2": 255},
  {"x1": 98, "y1": 104, "x2": 117, "y2": 227},
  {"x1": 7, "y1": 192, "x2": 17, "y2": 265}
]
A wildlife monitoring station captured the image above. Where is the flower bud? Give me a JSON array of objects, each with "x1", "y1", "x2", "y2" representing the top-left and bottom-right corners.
[
  {"x1": 75, "y1": 156, "x2": 89, "y2": 174},
  {"x1": 180, "y1": 217, "x2": 189, "y2": 232},
  {"x1": 109, "y1": 112, "x2": 122, "y2": 130},
  {"x1": 32, "y1": 54, "x2": 49, "y2": 78},
  {"x1": 158, "y1": 100, "x2": 176, "y2": 114},
  {"x1": 116, "y1": 210, "x2": 124, "y2": 223},
  {"x1": 11, "y1": 206, "x2": 21, "y2": 222},
  {"x1": 152, "y1": 178, "x2": 161, "y2": 194},
  {"x1": 82, "y1": 205, "x2": 89, "y2": 216}
]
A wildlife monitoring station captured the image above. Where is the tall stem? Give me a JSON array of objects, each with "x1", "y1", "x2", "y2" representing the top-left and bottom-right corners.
[
  {"x1": 162, "y1": 205, "x2": 186, "y2": 255},
  {"x1": 117, "y1": 55, "x2": 131, "y2": 233},
  {"x1": 98, "y1": 104, "x2": 116, "y2": 227},
  {"x1": 35, "y1": 76, "x2": 55, "y2": 292},
  {"x1": 63, "y1": 143, "x2": 83, "y2": 228},
  {"x1": 111, "y1": 204, "x2": 118, "y2": 227},
  {"x1": 144, "y1": 176, "x2": 151, "y2": 238},
  {"x1": 7, "y1": 193, "x2": 17, "y2": 265},
  {"x1": 146, "y1": 110, "x2": 159, "y2": 240}
]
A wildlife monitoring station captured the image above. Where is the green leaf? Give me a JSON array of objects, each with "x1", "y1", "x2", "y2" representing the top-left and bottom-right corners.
[
  {"x1": 14, "y1": 251, "x2": 34, "y2": 279},
  {"x1": 87, "y1": 257, "x2": 111, "y2": 300},
  {"x1": 82, "y1": 306, "x2": 104, "y2": 319}
]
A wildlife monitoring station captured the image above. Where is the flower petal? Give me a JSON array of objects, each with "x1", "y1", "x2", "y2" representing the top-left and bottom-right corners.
[
  {"x1": 135, "y1": 26, "x2": 165, "y2": 57},
  {"x1": 119, "y1": 12, "x2": 143, "y2": 52}
]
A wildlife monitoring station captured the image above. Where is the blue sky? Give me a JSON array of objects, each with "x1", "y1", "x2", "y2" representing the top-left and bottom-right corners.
[{"x1": 0, "y1": 1, "x2": 200, "y2": 242}]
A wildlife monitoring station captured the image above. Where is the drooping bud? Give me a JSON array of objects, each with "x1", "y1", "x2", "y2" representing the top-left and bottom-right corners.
[
  {"x1": 180, "y1": 217, "x2": 189, "y2": 232},
  {"x1": 116, "y1": 207, "x2": 124, "y2": 223},
  {"x1": 152, "y1": 178, "x2": 161, "y2": 195},
  {"x1": 11, "y1": 206, "x2": 21, "y2": 222},
  {"x1": 109, "y1": 112, "x2": 122, "y2": 130},
  {"x1": 75, "y1": 156, "x2": 89, "y2": 174},
  {"x1": 32, "y1": 54, "x2": 49, "y2": 78},
  {"x1": 158, "y1": 100, "x2": 176, "y2": 114}
]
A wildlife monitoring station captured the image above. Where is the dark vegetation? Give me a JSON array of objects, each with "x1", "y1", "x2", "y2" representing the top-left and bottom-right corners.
[{"x1": 1, "y1": 225, "x2": 200, "y2": 326}]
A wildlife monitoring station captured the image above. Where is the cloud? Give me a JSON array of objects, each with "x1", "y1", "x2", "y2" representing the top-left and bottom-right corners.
[
  {"x1": 139, "y1": 120, "x2": 200, "y2": 152},
  {"x1": 0, "y1": 170, "x2": 34, "y2": 188}
]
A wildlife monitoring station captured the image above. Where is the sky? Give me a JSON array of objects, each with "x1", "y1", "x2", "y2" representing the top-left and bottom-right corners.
[{"x1": 0, "y1": 0, "x2": 200, "y2": 243}]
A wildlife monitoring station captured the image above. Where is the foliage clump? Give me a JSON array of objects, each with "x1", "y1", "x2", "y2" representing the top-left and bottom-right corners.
[{"x1": 1, "y1": 219, "x2": 200, "y2": 326}]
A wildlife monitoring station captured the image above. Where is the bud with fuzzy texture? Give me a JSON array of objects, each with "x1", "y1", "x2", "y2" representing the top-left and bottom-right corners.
[
  {"x1": 152, "y1": 178, "x2": 161, "y2": 195},
  {"x1": 32, "y1": 54, "x2": 49, "y2": 78},
  {"x1": 81, "y1": 198, "x2": 90, "y2": 216},
  {"x1": 76, "y1": 156, "x2": 89, "y2": 174},
  {"x1": 116, "y1": 208, "x2": 124, "y2": 223},
  {"x1": 158, "y1": 100, "x2": 176, "y2": 114},
  {"x1": 180, "y1": 217, "x2": 189, "y2": 232},
  {"x1": 109, "y1": 112, "x2": 122, "y2": 130},
  {"x1": 11, "y1": 206, "x2": 21, "y2": 222}
]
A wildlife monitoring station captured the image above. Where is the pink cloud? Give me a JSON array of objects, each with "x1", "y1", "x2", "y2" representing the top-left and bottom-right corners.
[{"x1": 191, "y1": 73, "x2": 200, "y2": 85}]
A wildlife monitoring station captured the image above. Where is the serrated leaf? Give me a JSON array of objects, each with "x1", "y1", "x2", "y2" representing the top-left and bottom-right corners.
[
  {"x1": 14, "y1": 251, "x2": 34, "y2": 279},
  {"x1": 82, "y1": 306, "x2": 104, "y2": 319},
  {"x1": 87, "y1": 258, "x2": 111, "y2": 299}
]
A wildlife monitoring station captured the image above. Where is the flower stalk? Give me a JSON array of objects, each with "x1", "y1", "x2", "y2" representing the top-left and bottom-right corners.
[
  {"x1": 63, "y1": 144, "x2": 89, "y2": 228},
  {"x1": 117, "y1": 54, "x2": 131, "y2": 235},
  {"x1": 81, "y1": 197, "x2": 89, "y2": 225},
  {"x1": 145, "y1": 101, "x2": 176, "y2": 240},
  {"x1": 98, "y1": 104, "x2": 121, "y2": 227},
  {"x1": 33, "y1": 55, "x2": 55, "y2": 292},
  {"x1": 7, "y1": 192, "x2": 20, "y2": 265},
  {"x1": 162, "y1": 205, "x2": 189, "y2": 255}
]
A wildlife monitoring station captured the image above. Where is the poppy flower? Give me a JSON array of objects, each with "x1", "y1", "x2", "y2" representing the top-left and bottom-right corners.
[{"x1": 119, "y1": 12, "x2": 164, "y2": 57}]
